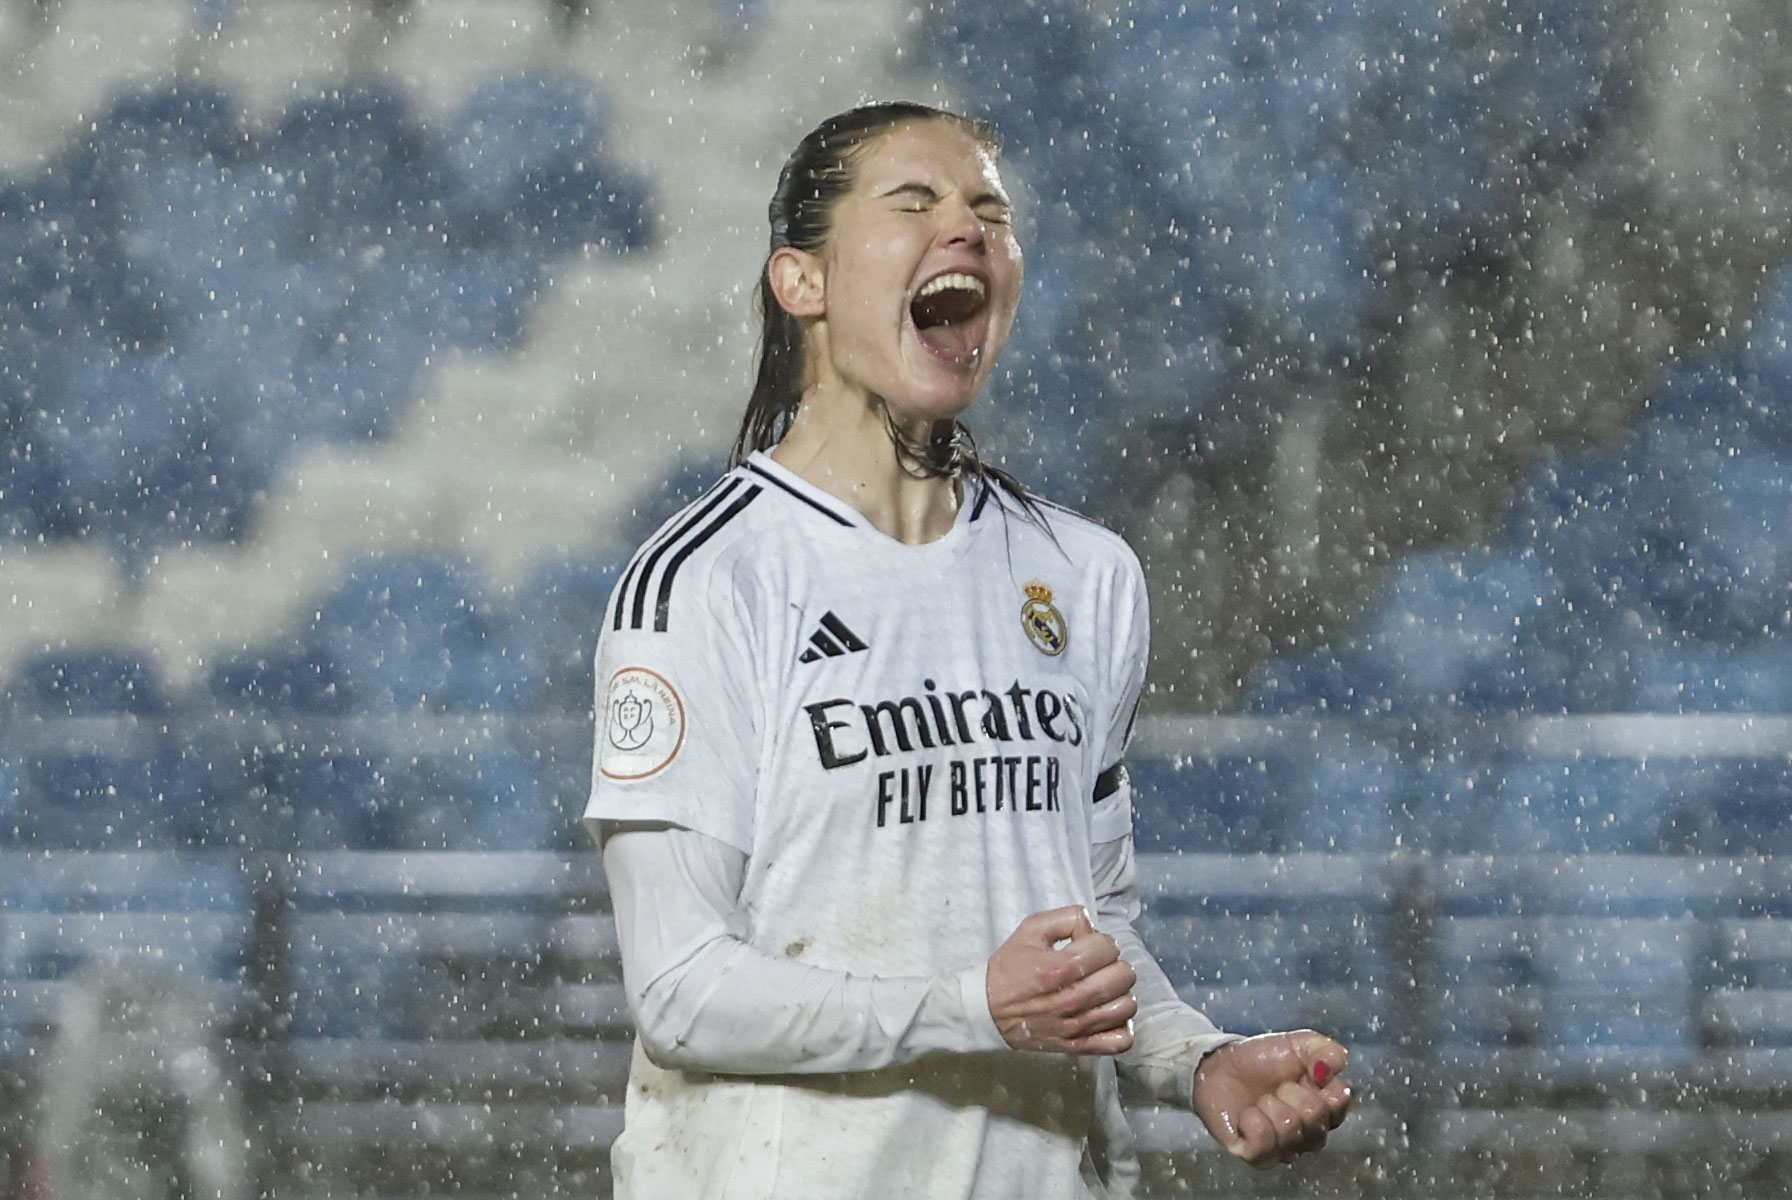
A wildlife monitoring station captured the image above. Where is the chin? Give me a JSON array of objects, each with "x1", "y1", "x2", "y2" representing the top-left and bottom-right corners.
[{"x1": 885, "y1": 383, "x2": 981, "y2": 431}]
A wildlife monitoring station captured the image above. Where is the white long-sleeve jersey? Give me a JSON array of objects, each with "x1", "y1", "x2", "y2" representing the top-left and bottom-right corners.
[{"x1": 585, "y1": 453, "x2": 1235, "y2": 1199}]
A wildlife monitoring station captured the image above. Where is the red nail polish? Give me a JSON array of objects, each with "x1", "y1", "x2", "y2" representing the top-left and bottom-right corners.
[{"x1": 1312, "y1": 1061, "x2": 1330, "y2": 1085}]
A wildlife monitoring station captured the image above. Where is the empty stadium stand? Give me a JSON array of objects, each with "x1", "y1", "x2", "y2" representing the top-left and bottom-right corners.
[{"x1": 3, "y1": 0, "x2": 1792, "y2": 1196}]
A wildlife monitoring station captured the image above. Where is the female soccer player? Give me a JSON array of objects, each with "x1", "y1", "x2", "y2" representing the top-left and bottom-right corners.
[{"x1": 586, "y1": 102, "x2": 1351, "y2": 1199}]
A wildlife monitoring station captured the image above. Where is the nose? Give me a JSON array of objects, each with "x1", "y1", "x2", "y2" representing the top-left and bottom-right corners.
[{"x1": 943, "y1": 198, "x2": 986, "y2": 250}]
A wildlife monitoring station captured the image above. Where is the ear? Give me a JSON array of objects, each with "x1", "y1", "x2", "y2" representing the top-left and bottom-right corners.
[{"x1": 768, "y1": 246, "x2": 826, "y2": 318}]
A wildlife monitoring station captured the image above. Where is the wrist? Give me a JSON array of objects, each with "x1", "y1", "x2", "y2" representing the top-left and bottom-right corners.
[
  {"x1": 1189, "y1": 1033, "x2": 1246, "y2": 1108},
  {"x1": 958, "y1": 961, "x2": 1007, "y2": 1051}
]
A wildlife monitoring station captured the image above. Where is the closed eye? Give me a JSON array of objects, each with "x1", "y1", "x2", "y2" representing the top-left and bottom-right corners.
[
  {"x1": 885, "y1": 183, "x2": 939, "y2": 212},
  {"x1": 880, "y1": 183, "x2": 1013, "y2": 224}
]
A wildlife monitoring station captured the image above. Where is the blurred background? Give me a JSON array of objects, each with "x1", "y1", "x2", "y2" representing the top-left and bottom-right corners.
[{"x1": 2, "y1": 0, "x2": 1791, "y2": 1196}]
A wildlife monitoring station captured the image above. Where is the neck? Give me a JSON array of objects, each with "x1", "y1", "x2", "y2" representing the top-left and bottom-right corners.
[{"x1": 769, "y1": 382, "x2": 961, "y2": 545}]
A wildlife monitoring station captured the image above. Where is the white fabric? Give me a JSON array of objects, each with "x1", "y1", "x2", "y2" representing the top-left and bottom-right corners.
[
  {"x1": 1089, "y1": 827, "x2": 1242, "y2": 1106},
  {"x1": 600, "y1": 821, "x2": 1007, "y2": 1071},
  {"x1": 585, "y1": 453, "x2": 1232, "y2": 1199},
  {"x1": 599, "y1": 823, "x2": 1234, "y2": 1082}
]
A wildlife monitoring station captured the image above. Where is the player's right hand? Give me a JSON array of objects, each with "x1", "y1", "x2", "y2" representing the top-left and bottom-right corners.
[{"x1": 987, "y1": 905, "x2": 1138, "y2": 1055}]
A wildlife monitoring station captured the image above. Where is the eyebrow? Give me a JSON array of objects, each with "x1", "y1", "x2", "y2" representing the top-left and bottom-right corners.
[{"x1": 879, "y1": 182, "x2": 1012, "y2": 209}]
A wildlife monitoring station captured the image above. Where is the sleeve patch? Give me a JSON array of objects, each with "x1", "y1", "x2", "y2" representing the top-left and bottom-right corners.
[{"x1": 599, "y1": 666, "x2": 687, "y2": 782}]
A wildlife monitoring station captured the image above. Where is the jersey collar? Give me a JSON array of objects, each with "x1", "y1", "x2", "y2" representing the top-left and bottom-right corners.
[
  {"x1": 741, "y1": 452, "x2": 862, "y2": 528},
  {"x1": 742, "y1": 451, "x2": 990, "y2": 544}
]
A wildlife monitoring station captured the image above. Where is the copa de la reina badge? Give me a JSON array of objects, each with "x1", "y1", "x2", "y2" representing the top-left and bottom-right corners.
[{"x1": 599, "y1": 666, "x2": 686, "y2": 782}]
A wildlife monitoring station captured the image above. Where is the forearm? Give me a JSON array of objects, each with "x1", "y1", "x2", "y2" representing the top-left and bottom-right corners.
[
  {"x1": 1111, "y1": 924, "x2": 1240, "y2": 1105},
  {"x1": 1091, "y1": 833, "x2": 1241, "y2": 1106},
  {"x1": 636, "y1": 936, "x2": 997, "y2": 1073},
  {"x1": 602, "y1": 823, "x2": 1004, "y2": 1075}
]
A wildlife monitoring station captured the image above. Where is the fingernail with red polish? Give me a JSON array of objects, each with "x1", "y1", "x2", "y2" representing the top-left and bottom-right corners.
[{"x1": 1312, "y1": 1060, "x2": 1331, "y2": 1085}]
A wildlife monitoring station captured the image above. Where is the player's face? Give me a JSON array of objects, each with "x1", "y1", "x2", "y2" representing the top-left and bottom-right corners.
[{"x1": 816, "y1": 121, "x2": 1022, "y2": 425}]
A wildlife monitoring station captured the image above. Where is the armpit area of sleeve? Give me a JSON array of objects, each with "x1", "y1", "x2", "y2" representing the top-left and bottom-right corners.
[
  {"x1": 1089, "y1": 764, "x2": 1134, "y2": 845},
  {"x1": 583, "y1": 782, "x2": 752, "y2": 857}
]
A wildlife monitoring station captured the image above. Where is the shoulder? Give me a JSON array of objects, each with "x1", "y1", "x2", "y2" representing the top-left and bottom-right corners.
[
  {"x1": 978, "y1": 479, "x2": 1144, "y2": 582},
  {"x1": 607, "y1": 467, "x2": 784, "y2": 636}
]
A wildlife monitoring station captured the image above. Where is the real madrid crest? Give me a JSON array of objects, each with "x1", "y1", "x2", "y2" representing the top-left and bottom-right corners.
[{"x1": 1020, "y1": 580, "x2": 1068, "y2": 656}]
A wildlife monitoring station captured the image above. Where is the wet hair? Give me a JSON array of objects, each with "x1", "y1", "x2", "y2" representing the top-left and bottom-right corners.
[{"x1": 729, "y1": 101, "x2": 1039, "y2": 515}]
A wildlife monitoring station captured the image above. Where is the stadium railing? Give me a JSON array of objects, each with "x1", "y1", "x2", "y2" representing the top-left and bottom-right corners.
[{"x1": 4, "y1": 712, "x2": 1792, "y2": 1197}]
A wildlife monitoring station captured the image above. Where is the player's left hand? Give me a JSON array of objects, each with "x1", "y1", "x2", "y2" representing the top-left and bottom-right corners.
[{"x1": 1191, "y1": 1030, "x2": 1350, "y2": 1169}]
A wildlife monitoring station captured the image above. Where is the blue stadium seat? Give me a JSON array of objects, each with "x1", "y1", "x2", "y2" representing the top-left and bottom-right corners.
[
  {"x1": 1495, "y1": 754, "x2": 1674, "y2": 854},
  {"x1": 443, "y1": 77, "x2": 652, "y2": 255},
  {"x1": 0, "y1": 751, "x2": 29, "y2": 844},
  {"x1": 3, "y1": 649, "x2": 176, "y2": 849},
  {"x1": 1647, "y1": 360, "x2": 1761, "y2": 454},
  {"x1": 1286, "y1": 744, "x2": 1406, "y2": 853},
  {"x1": 209, "y1": 647, "x2": 353, "y2": 715},
  {"x1": 407, "y1": 748, "x2": 557, "y2": 851},
  {"x1": 285, "y1": 262, "x2": 437, "y2": 442},
  {"x1": 71, "y1": 84, "x2": 248, "y2": 171},
  {"x1": 445, "y1": 78, "x2": 609, "y2": 214},
  {"x1": 1504, "y1": 586, "x2": 1648, "y2": 714},
  {"x1": 121, "y1": 157, "x2": 292, "y2": 353},
  {"x1": 524, "y1": 741, "x2": 593, "y2": 851},
  {"x1": 283, "y1": 856, "x2": 562, "y2": 1040},
  {"x1": 274, "y1": 739, "x2": 555, "y2": 851},
  {"x1": 267, "y1": 85, "x2": 445, "y2": 255},
  {"x1": 286, "y1": 922, "x2": 420, "y2": 1038},
  {"x1": 274, "y1": 742, "x2": 397, "y2": 850},
  {"x1": 1345, "y1": 549, "x2": 1554, "y2": 715},
  {"x1": 0, "y1": 321, "x2": 63, "y2": 540},
  {"x1": 1668, "y1": 451, "x2": 1792, "y2": 643},
  {"x1": 13, "y1": 747, "x2": 171, "y2": 850},
  {"x1": 0, "y1": 174, "x2": 91, "y2": 341},
  {"x1": 53, "y1": 86, "x2": 251, "y2": 352},
  {"x1": 1136, "y1": 854, "x2": 1390, "y2": 1044},
  {"x1": 1542, "y1": 917, "x2": 1697, "y2": 1062},
  {"x1": 1695, "y1": 761, "x2": 1792, "y2": 856},
  {"x1": 1406, "y1": 747, "x2": 1512, "y2": 854},
  {"x1": 1130, "y1": 752, "x2": 1294, "y2": 853},
  {"x1": 1735, "y1": 268, "x2": 1792, "y2": 454},
  {"x1": 307, "y1": 554, "x2": 532, "y2": 713},
  {"x1": 214, "y1": 259, "x2": 360, "y2": 467},
  {"x1": 0, "y1": 855, "x2": 250, "y2": 999},
  {"x1": 1633, "y1": 644, "x2": 1792, "y2": 714},
  {"x1": 1434, "y1": 915, "x2": 1550, "y2": 1048},
  {"x1": 923, "y1": 0, "x2": 1120, "y2": 216},
  {"x1": 30, "y1": 347, "x2": 240, "y2": 548},
  {"x1": 1704, "y1": 915, "x2": 1792, "y2": 1049},
  {"x1": 1504, "y1": 447, "x2": 1709, "y2": 710},
  {"x1": 1507, "y1": 447, "x2": 1689, "y2": 615},
  {"x1": 154, "y1": 728, "x2": 266, "y2": 849},
  {"x1": 1640, "y1": 760, "x2": 1759, "y2": 854},
  {"x1": 1435, "y1": 912, "x2": 1695, "y2": 1062},
  {"x1": 513, "y1": 553, "x2": 628, "y2": 712},
  {"x1": 1265, "y1": 167, "x2": 1373, "y2": 353},
  {"x1": 1474, "y1": 0, "x2": 1615, "y2": 167},
  {"x1": 388, "y1": 250, "x2": 538, "y2": 354},
  {"x1": 10, "y1": 648, "x2": 167, "y2": 717},
  {"x1": 3, "y1": 645, "x2": 250, "y2": 848},
  {"x1": 1547, "y1": 855, "x2": 1703, "y2": 920},
  {"x1": 1243, "y1": 649, "x2": 1360, "y2": 716}
]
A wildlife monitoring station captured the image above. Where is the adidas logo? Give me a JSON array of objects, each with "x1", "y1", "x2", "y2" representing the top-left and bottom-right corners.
[{"x1": 798, "y1": 611, "x2": 869, "y2": 663}]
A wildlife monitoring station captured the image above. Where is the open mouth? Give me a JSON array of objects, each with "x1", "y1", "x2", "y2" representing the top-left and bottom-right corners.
[{"x1": 909, "y1": 271, "x2": 990, "y2": 367}]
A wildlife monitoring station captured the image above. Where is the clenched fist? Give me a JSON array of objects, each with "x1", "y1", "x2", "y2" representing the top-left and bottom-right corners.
[
  {"x1": 1194, "y1": 1030, "x2": 1351, "y2": 1168},
  {"x1": 987, "y1": 906, "x2": 1138, "y2": 1055}
]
